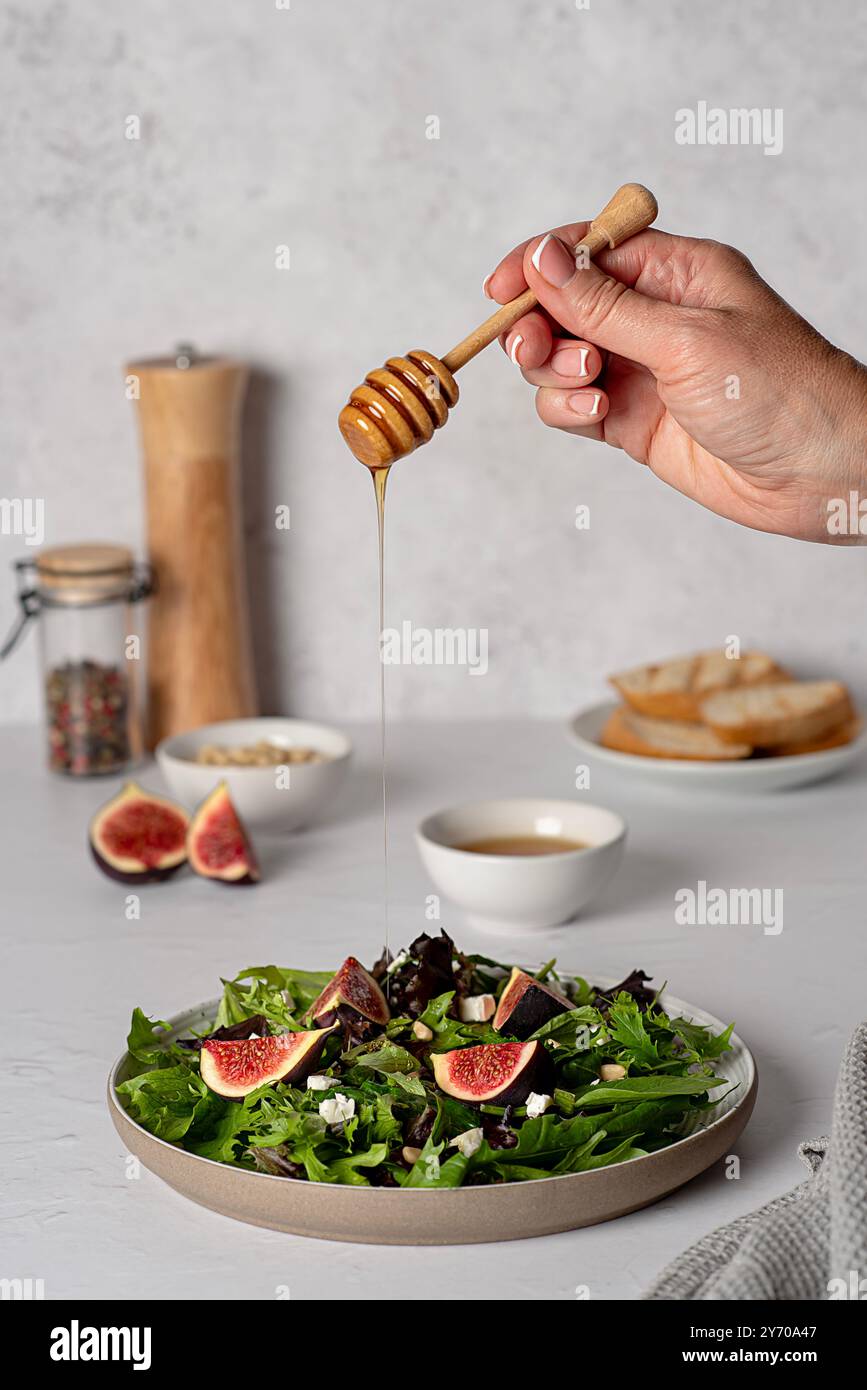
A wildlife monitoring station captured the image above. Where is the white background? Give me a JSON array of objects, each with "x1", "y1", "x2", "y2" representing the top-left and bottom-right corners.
[{"x1": 1, "y1": 0, "x2": 864, "y2": 723}]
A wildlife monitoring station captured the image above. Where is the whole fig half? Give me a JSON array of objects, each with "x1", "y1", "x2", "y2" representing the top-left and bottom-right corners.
[
  {"x1": 89, "y1": 781, "x2": 189, "y2": 883},
  {"x1": 200, "y1": 1025, "x2": 336, "y2": 1098},
  {"x1": 309, "y1": 957, "x2": 389, "y2": 1026},
  {"x1": 432, "y1": 1041, "x2": 551, "y2": 1106},
  {"x1": 492, "y1": 968, "x2": 573, "y2": 1038}
]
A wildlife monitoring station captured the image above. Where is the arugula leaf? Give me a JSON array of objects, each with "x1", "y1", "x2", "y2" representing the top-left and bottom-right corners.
[
  {"x1": 388, "y1": 1072, "x2": 428, "y2": 1097},
  {"x1": 552, "y1": 1087, "x2": 577, "y2": 1114},
  {"x1": 598, "y1": 1096, "x2": 692, "y2": 1137},
  {"x1": 372, "y1": 1094, "x2": 403, "y2": 1146},
  {"x1": 606, "y1": 996, "x2": 660, "y2": 1066},
  {"x1": 342, "y1": 1043, "x2": 428, "y2": 1098},
  {"x1": 482, "y1": 1164, "x2": 549, "y2": 1181},
  {"x1": 569, "y1": 975, "x2": 594, "y2": 1006},
  {"x1": 418, "y1": 991, "x2": 455, "y2": 1027},
  {"x1": 433, "y1": 1093, "x2": 483, "y2": 1142},
  {"x1": 572, "y1": 1136, "x2": 647, "y2": 1171},
  {"x1": 351, "y1": 1042, "x2": 419, "y2": 1075},
  {"x1": 416, "y1": 991, "x2": 501, "y2": 1049},
  {"x1": 472, "y1": 1112, "x2": 604, "y2": 1166},
  {"x1": 574, "y1": 1074, "x2": 727, "y2": 1107},
  {"x1": 549, "y1": 1129, "x2": 609, "y2": 1173},
  {"x1": 673, "y1": 1017, "x2": 735, "y2": 1061}
]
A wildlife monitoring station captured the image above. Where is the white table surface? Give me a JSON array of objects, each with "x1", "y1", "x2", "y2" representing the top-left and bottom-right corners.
[{"x1": 3, "y1": 719, "x2": 865, "y2": 1301}]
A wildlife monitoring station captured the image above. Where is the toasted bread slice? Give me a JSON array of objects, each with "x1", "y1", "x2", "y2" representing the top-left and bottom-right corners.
[
  {"x1": 610, "y1": 649, "x2": 782, "y2": 721},
  {"x1": 759, "y1": 716, "x2": 862, "y2": 758},
  {"x1": 600, "y1": 706, "x2": 752, "y2": 761},
  {"x1": 700, "y1": 681, "x2": 854, "y2": 748}
]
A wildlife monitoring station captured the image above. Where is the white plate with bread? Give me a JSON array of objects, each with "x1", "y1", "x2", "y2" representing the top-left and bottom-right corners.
[{"x1": 570, "y1": 649, "x2": 865, "y2": 792}]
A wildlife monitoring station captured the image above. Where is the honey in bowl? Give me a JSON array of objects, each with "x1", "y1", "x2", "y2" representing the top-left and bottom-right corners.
[{"x1": 455, "y1": 835, "x2": 587, "y2": 856}]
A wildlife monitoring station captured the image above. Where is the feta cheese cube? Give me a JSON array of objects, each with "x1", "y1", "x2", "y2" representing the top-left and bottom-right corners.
[
  {"x1": 451, "y1": 1127, "x2": 484, "y2": 1158},
  {"x1": 525, "y1": 1092, "x2": 553, "y2": 1119},
  {"x1": 458, "y1": 993, "x2": 496, "y2": 1023},
  {"x1": 306, "y1": 1074, "x2": 337, "y2": 1091},
  {"x1": 318, "y1": 1093, "x2": 355, "y2": 1125}
]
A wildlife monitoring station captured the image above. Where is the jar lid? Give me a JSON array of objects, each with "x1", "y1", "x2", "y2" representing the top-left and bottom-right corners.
[{"x1": 35, "y1": 544, "x2": 135, "y2": 605}]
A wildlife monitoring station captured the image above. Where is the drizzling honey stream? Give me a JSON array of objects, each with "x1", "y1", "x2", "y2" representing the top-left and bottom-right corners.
[
  {"x1": 372, "y1": 464, "x2": 391, "y2": 978},
  {"x1": 343, "y1": 184, "x2": 659, "y2": 968}
]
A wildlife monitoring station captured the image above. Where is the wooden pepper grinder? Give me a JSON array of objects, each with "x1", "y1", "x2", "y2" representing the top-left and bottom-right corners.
[{"x1": 127, "y1": 348, "x2": 258, "y2": 746}]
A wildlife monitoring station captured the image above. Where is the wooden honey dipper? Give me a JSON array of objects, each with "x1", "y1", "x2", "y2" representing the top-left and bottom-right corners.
[{"x1": 339, "y1": 183, "x2": 658, "y2": 469}]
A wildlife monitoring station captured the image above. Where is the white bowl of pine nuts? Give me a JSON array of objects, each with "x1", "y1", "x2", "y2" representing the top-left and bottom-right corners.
[{"x1": 156, "y1": 718, "x2": 352, "y2": 832}]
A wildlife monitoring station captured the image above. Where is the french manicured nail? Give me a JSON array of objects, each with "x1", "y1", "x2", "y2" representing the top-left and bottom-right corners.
[
  {"x1": 482, "y1": 274, "x2": 494, "y2": 299},
  {"x1": 507, "y1": 332, "x2": 524, "y2": 365},
  {"x1": 568, "y1": 391, "x2": 603, "y2": 416},
  {"x1": 531, "y1": 233, "x2": 576, "y2": 288},
  {"x1": 551, "y1": 346, "x2": 590, "y2": 378}
]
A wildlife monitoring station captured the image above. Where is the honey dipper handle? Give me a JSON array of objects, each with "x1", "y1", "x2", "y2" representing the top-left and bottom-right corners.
[{"x1": 442, "y1": 183, "x2": 658, "y2": 374}]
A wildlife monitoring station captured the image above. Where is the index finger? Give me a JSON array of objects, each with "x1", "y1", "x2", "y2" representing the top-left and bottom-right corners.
[
  {"x1": 486, "y1": 223, "x2": 709, "y2": 308},
  {"x1": 485, "y1": 222, "x2": 591, "y2": 304}
]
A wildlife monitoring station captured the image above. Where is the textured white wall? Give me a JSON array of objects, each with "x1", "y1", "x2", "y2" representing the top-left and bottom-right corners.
[{"x1": 1, "y1": 0, "x2": 864, "y2": 724}]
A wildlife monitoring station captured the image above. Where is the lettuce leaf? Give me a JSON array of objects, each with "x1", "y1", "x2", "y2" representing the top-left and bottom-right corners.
[
  {"x1": 126, "y1": 1009, "x2": 174, "y2": 1069},
  {"x1": 116, "y1": 1065, "x2": 211, "y2": 1142}
]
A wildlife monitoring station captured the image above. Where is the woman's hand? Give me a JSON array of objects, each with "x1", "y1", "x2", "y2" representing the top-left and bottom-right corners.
[{"x1": 485, "y1": 224, "x2": 867, "y2": 542}]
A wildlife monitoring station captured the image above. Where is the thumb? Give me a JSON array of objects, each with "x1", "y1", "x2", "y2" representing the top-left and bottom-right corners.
[{"x1": 524, "y1": 232, "x2": 682, "y2": 372}]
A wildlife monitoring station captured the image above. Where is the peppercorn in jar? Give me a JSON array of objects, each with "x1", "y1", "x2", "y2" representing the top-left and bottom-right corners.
[{"x1": 2, "y1": 544, "x2": 151, "y2": 776}]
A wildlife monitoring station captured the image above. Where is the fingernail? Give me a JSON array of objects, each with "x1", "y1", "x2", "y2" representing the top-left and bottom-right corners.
[
  {"x1": 568, "y1": 391, "x2": 602, "y2": 416},
  {"x1": 531, "y1": 233, "x2": 576, "y2": 288},
  {"x1": 551, "y1": 346, "x2": 590, "y2": 378},
  {"x1": 507, "y1": 332, "x2": 524, "y2": 365},
  {"x1": 482, "y1": 274, "x2": 494, "y2": 299}
]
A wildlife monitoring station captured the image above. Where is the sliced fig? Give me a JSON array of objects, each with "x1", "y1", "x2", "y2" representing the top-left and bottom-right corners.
[
  {"x1": 309, "y1": 956, "x2": 390, "y2": 1026},
  {"x1": 493, "y1": 967, "x2": 573, "y2": 1039},
  {"x1": 188, "y1": 782, "x2": 260, "y2": 885},
  {"x1": 200, "y1": 1026, "x2": 336, "y2": 1098},
  {"x1": 89, "y1": 781, "x2": 189, "y2": 883},
  {"x1": 176, "y1": 1014, "x2": 268, "y2": 1052},
  {"x1": 432, "y1": 1041, "x2": 551, "y2": 1106}
]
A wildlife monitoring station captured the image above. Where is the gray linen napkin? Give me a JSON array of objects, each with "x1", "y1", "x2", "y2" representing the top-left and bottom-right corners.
[{"x1": 645, "y1": 1022, "x2": 867, "y2": 1300}]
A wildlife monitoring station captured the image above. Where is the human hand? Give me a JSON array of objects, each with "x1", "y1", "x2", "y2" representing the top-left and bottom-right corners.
[{"x1": 485, "y1": 223, "x2": 867, "y2": 542}]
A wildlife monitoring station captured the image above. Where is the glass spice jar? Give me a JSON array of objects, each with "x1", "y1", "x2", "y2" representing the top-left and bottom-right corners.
[{"x1": 2, "y1": 544, "x2": 152, "y2": 776}]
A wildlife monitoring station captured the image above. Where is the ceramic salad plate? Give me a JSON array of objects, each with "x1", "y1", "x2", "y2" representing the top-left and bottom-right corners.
[{"x1": 108, "y1": 944, "x2": 757, "y2": 1245}]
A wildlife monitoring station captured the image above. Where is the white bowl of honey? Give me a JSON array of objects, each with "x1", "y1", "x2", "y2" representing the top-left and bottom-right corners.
[{"x1": 416, "y1": 798, "x2": 626, "y2": 934}]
